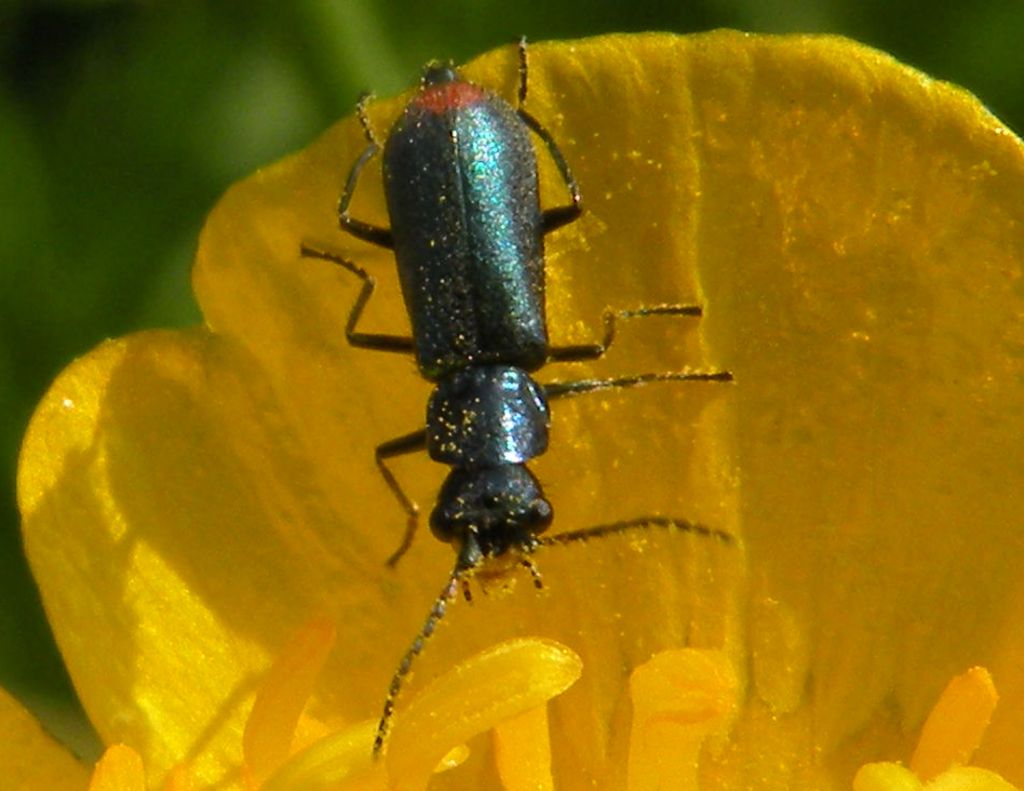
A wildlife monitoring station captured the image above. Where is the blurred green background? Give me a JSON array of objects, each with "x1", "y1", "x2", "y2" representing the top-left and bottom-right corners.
[{"x1": 2, "y1": 0, "x2": 1022, "y2": 760}]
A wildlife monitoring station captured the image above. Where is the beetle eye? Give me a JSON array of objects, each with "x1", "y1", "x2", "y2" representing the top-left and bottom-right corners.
[{"x1": 530, "y1": 498, "x2": 553, "y2": 528}]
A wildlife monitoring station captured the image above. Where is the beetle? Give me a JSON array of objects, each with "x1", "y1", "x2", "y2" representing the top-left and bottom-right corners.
[{"x1": 301, "y1": 38, "x2": 733, "y2": 757}]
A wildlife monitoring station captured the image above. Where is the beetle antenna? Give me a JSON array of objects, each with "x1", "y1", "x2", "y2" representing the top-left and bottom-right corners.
[
  {"x1": 517, "y1": 35, "x2": 529, "y2": 107},
  {"x1": 520, "y1": 555, "x2": 544, "y2": 589},
  {"x1": 373, "y1": 564, "x2": 468, "y2": 758},
  {"x1": 356, "y1": 92, "x2": 381, "y2": 147},
  {"x1": 539, "y1": 516, "x2": 736, "y2": 549}
]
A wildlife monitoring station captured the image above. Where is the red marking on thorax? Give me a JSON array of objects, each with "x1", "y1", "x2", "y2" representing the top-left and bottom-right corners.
[{"x1": 414, "y1": 81, "x2": 488, "y2": 115}]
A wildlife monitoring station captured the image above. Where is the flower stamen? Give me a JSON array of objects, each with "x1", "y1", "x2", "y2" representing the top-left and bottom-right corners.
[
  {"x1": 853, "y1": 667, "x2": 1019, "y2": 791},
  {"x1": 243, "y1": 617, "x2": 337, "y2": 787},
  {"x1": 493, "y1": 704, "x2": 554, "y2": 791},
  {"x1": 910, "y1": 666, "x2": 998, "y2": 781},
  {"x1": 88, "y1": 744, "x2": 146, "y2": 791},
  {"x1": 627, "y1": 648, "x2": 739, "y2": 791}
]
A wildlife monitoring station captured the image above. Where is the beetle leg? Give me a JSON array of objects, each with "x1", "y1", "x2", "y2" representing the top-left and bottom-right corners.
[
  {"x1": 299, "y1": 243, "x2": 415, "y2": 354},
  {"x1": 336, "y1": 140, "x2": 394, "y2": 249},
  {"x1": 376, "y1": 429, "x2": 428, "y2": 566},
  {"x1": 517, "y1": 109, "x2": 583, "y2": 234},
  {"x1": 547, "y1": 303, "x2": 704, "y2": 362}
]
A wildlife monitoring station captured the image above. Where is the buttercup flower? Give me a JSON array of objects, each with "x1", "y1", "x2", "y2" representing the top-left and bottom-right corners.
[{"x1": 10, "y1": 32, "x2": 1024, "y2": 789}]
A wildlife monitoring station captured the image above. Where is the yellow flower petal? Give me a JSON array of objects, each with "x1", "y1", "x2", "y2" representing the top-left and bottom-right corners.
[
  {"x1": 685, "y1": 31, "x2": 1024, "y2": 777},
  {"x1": 911, "y1": 667, "x2": 998, "y2": 781},
  {"x1": 18, "y1": 333, "x2": 302, "y2": 785},
  {"x1": 0, "y1": 686, "x2": 89, "y2": 790},
  {"x1": 18, "y1": 31, "x2": 1024, "y2": 788},
  {"x1": 89, "y1": 744, "x2": 145, "y2": 791}
]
